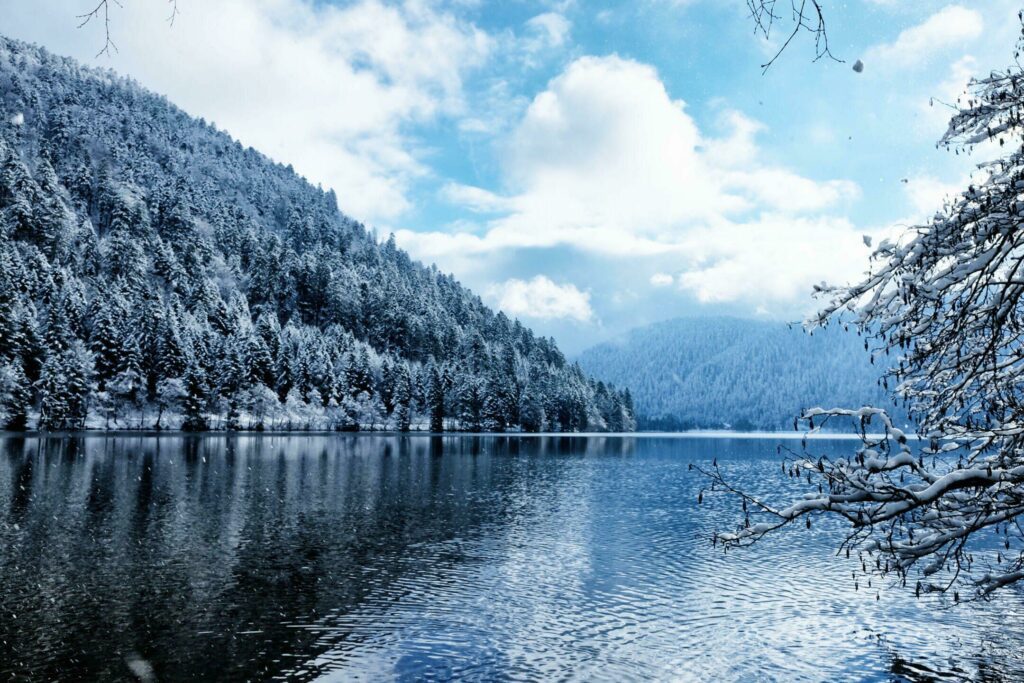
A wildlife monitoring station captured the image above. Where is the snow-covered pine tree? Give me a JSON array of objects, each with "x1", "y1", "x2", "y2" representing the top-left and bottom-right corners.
[
  {"x1": 180, "y1": 363, "x2": 209, "y2": 432},
  {"x1": 36, "y1": 339, "x2": 92, "y2": 431},
  {"x1": 0, "y1": 362, "x2": 31, "y2": 430}
]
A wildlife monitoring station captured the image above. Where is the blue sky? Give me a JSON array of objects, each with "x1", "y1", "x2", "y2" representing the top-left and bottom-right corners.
[{"x1": 1, "y1": 0, "x2": 1018, "y2": 352}]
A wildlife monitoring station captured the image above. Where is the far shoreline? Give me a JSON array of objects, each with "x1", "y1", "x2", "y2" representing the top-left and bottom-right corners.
[{"x1": 0, "y1": 429, "x2": 890, "y2": 440}]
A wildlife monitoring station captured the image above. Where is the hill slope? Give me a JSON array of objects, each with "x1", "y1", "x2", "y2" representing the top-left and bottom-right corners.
[
  {"x1": 576, "y1": 317, "x2": 905, "y2": 431},
  {"x1": 0, "y1": 36, "x2": 633, "y2": 432}
]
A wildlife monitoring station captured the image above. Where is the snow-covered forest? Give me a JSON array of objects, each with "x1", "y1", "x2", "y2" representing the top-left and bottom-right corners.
[
  {"x1": 577, "y1": 316, "x2": 905, "y2": 431},
  {"x1": 0, "y1": 36, "x2": 634, "y2": 432}
]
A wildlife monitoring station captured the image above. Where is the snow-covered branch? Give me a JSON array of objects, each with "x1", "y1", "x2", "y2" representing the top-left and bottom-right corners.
[{"x1": 703, "y1": 20, "x2": 1024, "y2": 600}]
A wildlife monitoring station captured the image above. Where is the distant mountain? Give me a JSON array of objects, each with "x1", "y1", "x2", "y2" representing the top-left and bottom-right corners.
[
  {"x1": 0, "y1": 36, "x2": 633, "y2": 432},
  {"x1": 576, "y1": 316, "x2": 906, "y2": 431}
]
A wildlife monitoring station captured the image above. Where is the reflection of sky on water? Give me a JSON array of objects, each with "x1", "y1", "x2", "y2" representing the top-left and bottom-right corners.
[{"x1": 1, "y1": 434, "x2": 1022, "y2": 681}]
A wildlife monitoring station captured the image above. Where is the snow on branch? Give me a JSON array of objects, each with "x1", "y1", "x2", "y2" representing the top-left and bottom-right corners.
[{"x1": 702, "y1": 18, "x2": 1024, "y2": 600}]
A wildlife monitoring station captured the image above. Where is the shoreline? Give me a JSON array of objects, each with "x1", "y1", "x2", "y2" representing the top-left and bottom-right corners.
[{"x1": 0, "y1": 429, "x2": 886, "y2": 440}]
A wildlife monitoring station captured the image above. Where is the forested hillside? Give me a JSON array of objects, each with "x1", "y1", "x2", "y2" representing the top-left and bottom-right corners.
[
  {"x1": 577, "y1": 317, "x2": 906, "y2": 431},
  {"x1": 0, "y1": 36, "x2": 633, "y2": 432}
]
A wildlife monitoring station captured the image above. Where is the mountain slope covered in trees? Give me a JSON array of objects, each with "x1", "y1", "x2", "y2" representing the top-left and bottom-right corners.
[
  {"x1": 576, "y1": 317, "x2": 906, "y2": 431},
  {"x1": 0, "y1": 36, "x2": 634, "y2": 432}
]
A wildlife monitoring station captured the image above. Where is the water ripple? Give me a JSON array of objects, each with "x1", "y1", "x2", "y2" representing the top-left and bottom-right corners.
[{"x1": 0, "y1": 434, "x2": 1023, "y2": 681}]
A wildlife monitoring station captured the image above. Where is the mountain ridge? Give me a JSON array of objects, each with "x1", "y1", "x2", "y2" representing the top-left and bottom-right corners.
[{"x1": 576, "y1": 315, "x2": 904, "y2": 431}]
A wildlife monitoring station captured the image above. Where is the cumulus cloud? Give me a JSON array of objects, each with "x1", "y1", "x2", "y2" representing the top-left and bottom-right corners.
[
  {"x1": 487, "y1": 276, "x2": 593, "y2": 322},
  {"x1": 0, "y1": 0, "x2": 491, "y2": 222},
  {"x1": 675, "y1": 215, "x2": 872, "y2": 303},
  {"x1": 865, "y1": 5, "x2": 983, "y2": 69},
  {"x1": 401, "y1": 55, "x2": 867, "y2": 305},
  {"x1": 649, "y1": 273, "x2": 675, "y2": 287}
]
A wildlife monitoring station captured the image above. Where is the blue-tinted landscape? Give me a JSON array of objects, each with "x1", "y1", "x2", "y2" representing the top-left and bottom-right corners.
[{"x1": 4, "y1": 1, "x2": 1024, "y2": 680}]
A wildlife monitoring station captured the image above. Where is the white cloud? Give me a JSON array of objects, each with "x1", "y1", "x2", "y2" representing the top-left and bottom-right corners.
[
  {"x1": 440, "y1": 183, "x2": 512, "y2": 212},
  {"x1": 903, "y1": 175, "x2": 963, "y2": 217},
  {"x1": 0, "y1": 0, "x2": 491, "y2": 222},
  {"x1": 724, "y1": 168, "x2": 860, "y2": 213},
  {"x1": 487, "y1": 276, "x2": 593, "y2": 322},
  {"x1": 650, "y1": 273, "x2": 675, "y2": 287},
  {"x1": 675, "y1": 215, "x2": 873, "y2": 304},
  {"x1": 524, "y1": 12, "x2": 571, "y2": 52},
  {"x1": 400, "y1": 55, "x2": 866, "y2": 305},
  {"x1": 865, "y1": 5, "x2": 983, "y2": 69}
]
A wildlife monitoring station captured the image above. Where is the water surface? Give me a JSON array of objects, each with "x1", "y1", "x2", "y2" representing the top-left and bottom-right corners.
[{"x1": 1, "y1": 434, "x2": 1022, "y2": 681}]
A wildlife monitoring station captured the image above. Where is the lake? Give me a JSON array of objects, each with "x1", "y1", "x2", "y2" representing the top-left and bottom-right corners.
[{"x1": 1, "y1": 434, "x2": 1022, "y2": 681}]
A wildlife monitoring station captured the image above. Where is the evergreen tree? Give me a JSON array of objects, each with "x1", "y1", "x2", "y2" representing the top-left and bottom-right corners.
[
  {"x1": 0, "y1": 362, "x2": 31, "y2": 430},
  {"x1": 90, "y1": 295, "x2": 129, "y2": 390},
  {"x1": 37, "y1": 339, "x2": 92, "y2": 430},
  {"x1": 428, "y1": 364, "x2": 445, "y2": 432},
  {"x1": 380, "y1": 357, "x2": 397, "y2": 415},
  {"x1": 392, "y1": 361, "x2": 413, "y2": 432},
  {"x1": 0, "y1": 146, "x2": 35, "y2": 240},
  {"x1": 456, "y1": 375, "x2": 483, "y2": 431},
  {"x1": 181, "y1": 363, "x2": 208, "y2": 431},
  {"x1": 345, "y1": 347, "x2": 374, "y2": 396},
  {"x1": 32, "y1": 157, "x2": 68, "y2": 256},
  {"x1": 156, "y1": 310, "x2": 189, "y2": 383},
  {"x1": 519, "y1": 384, "x2": 546, "y2": 433}
]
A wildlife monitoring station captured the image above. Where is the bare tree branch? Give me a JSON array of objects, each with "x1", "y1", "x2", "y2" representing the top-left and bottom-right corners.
[
  {"x1": 77, "y1": 0, "x2": 121, "y2": 58},
  {"x1": 747, "y1": 0, "x2": 841, "y2": 72},
  {"x1": 76, "y1": 0, "x2": 179, "y2": 57}
]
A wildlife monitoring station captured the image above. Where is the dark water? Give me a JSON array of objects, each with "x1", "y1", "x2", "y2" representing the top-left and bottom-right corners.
[{"x1": 1, "y1": 434, "x2": 1023, "y2": 682}]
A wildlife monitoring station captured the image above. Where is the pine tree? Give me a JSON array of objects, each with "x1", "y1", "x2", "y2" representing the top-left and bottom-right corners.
[
  {"x1": 482, "y1": 368, "x2": 515, "y2": 432},
  {"x1": 392, "y1": 361, "x2": 413, "y2": 431},
  {"x1": 43, "y1": 283, "x2": 81, "y2": 354},
  {"x1": 156, "y1": 310, "x2": 189, "y2": 383},
  {"x1": 181, "y1": 363, "x2": 208, "y2": 431},
  {"x1": 152, "y1": 237, "x2": 184, "y2": 290},
  {"x1": 345, "y1": 347, "x2": 374, "y2": 396},
  {"x1": 428, "y1": 364, "x2": 445, "y2": 432},
  {"x1": 15, "y1": 303, "x2": 43, "y2": 383},
  {"x1": 519, "y1": 384, "x2": 546, "y2": 433},
  {"x1": 37, "y1": 340, "x2": 93, "y2": 430},
  {"x1": 0, "y1": 249, "x2": 21, "y2": 364},
  {"x1": 0, "y1": 146, "x2": 36, "y2": 240},
  {"x1": 103, "y1": 205, "x2": 148, "y2": 292},
  {"x1": 0, "y1": 362, "x2": 31, "y2": 430},
  {"x1": 457, "y1": 374, "x2": 483, "y2": 431},
  {"x1": 36, "y1": 353, "x2": 67, "y2": 430},
  {"x1": 380, "y1": 356, "x2": 397, "y2": 415},
  {"x1": 32, "y1": 157, "x2": 68, "y2": 256},
  {"x1": 90, "y1": 296, "x2": 128, "y2": 390}
]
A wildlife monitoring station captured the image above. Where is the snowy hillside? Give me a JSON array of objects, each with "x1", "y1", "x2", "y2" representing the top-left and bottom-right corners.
[
  {"x1": 0, "y1": 36, "x2": 633, "y2": 432},
  {"x1": 576, "y1": 317, "x2": 905, "y2": 431}
]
